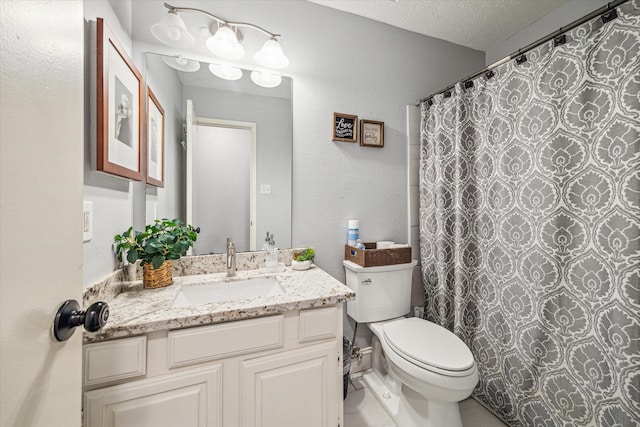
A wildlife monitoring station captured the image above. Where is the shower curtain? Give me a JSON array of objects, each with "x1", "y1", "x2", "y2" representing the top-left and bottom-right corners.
[{"x1": 419, "y1": 2, "x2": 639, "y2": 426}]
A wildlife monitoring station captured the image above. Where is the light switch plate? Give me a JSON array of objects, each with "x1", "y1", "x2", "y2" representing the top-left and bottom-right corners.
[
  {"x1": 260, "y1": 184, "x2": 271, "y2": 195},
  {"x1": 83, "y1": 201, "x2": 93, "y2": 242}
]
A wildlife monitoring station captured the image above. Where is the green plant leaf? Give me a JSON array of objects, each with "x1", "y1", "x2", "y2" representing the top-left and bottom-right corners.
[
  {"x1": 151, "y1": 255, "x2": 165, "y2": 269},
  {"x1": 295, "y1": 248, "x2": 315, "y2": 261},
  {"x1": 127, "y1": 250, "x2": 139, "y2": 263},
  {"x1": 116, "y1": 218, "x2": 196, "y2": 266},
  {"x1": 148, "y1": 239, "x2": 164, "y2": 249}
]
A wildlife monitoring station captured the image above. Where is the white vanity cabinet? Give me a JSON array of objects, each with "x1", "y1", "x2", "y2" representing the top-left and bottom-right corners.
[{"x1": 83, "y1": 305, "x2": 343, "y2": 427}]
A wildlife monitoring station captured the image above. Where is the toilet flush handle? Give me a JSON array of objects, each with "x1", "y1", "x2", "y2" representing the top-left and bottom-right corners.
[{"x1": 361, "y1": 278, "x2": 372, "y2": 285}]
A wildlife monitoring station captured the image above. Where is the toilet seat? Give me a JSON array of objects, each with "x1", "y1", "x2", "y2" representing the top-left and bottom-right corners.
[{"x1": 382, "y1": 318, "x2": 475, "y2": 377}]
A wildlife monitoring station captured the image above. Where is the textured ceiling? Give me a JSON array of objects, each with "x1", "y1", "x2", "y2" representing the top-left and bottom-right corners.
[{"x1": 308, "y1": 0, "x2": 569, "y2": 51}]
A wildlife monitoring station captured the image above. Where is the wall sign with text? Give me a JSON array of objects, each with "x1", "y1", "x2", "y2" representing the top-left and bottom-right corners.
[
  {"x1": 360, "y1": 119, "x2": 384, "y2": 148},
  {"x1": 332, "y1": 112, "x2": 358, "y2": 143}
]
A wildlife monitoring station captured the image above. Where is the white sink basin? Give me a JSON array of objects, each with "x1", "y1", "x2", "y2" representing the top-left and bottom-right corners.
[{"x1": 171, "y1": 277, "x2": 285, "y2": 308}]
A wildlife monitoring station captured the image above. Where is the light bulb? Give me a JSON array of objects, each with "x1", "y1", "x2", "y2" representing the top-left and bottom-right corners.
[
  {"x1": 206, "y1": 25, "x2": 244, "y2": 60},
  {"x1": 151, "y1": 11, "x2": 195, "y2": 48},
  {"x1": 162, "y1": 56, "x2": 200, "y2": 72},
  {"x1": 209, "y1": 63, "x2": 243, "y2": 81},
  {"x1": 255, "y1": 38, "x2": 289, "y2": 69},
  {"x1": 166, "y1": 26, "x2": 181, "y2": 41},
  {"x1": 251, "y1": 70, "x2": 281, "y2": 88}
]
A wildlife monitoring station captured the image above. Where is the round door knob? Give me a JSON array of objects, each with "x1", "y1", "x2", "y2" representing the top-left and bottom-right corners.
[{"x1": 53, "y1": 300, "x2": 109, "y2": 341}]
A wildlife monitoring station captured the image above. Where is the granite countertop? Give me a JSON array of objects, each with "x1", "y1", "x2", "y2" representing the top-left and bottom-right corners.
[{"x1": 84, "y1": 265, "x2": 355, "y2": 343}]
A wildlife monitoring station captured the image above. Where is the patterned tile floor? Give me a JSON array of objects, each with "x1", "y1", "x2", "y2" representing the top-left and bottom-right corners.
[{"x1": 344, "y1": 374, "x2": 507, "y2": 427}]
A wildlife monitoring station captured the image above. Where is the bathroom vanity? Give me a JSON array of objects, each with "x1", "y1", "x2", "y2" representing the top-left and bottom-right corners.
[{"x1": 82, "y1": 256, "x2": 354, "y2": 427}]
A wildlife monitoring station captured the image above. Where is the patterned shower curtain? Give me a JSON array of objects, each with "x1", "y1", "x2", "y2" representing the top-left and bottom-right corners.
[{"x1": 419, "y1": 2, "x2": 639, "y2": 426}]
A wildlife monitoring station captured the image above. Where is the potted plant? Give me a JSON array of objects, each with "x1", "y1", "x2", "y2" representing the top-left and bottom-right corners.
[
  {"x1": 114, "y1": 218, "x2": 198, "y2": 288},
  {"x1": 292, "y1": 248, "x2": 315, "y2": 271}
]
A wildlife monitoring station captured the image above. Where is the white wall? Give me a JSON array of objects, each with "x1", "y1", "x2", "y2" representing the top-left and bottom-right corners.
[{"x1": 486, "y1": 0, "x2": 609, "y2": 64}]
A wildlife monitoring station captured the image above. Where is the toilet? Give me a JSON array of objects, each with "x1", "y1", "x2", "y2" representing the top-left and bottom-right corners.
[{"x1": 344, "y1": 260, "x2": 478, "y2": 427}]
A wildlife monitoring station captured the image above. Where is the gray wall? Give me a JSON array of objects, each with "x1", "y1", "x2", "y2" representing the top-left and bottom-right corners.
[
  {"x1": 486, "y1": 0, "x2": 609, "y2": 64},
  {"x1": 144, "y1": 54, "x2": 185, "y2": 225},
  {"x1": 83, "y1": 0, "x2": 141, "y2": 286},
  {"x1": 83, "y1": 1, "x2": 485, "y2": 304},
  {"x1": 275, "y1": 1, "x2": 484, "y2": 280},
  {"x1": 184, "y1": 85, "x2": 293, "y2": 251}
]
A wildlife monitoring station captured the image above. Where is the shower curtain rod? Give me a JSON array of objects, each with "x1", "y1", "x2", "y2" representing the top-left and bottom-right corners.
[{"x1": 417, "y1": 0, "x2": 629, "y2": 105}]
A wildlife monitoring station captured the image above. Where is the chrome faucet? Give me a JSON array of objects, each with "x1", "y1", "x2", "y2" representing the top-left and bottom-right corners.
[{"x1": 226, "y1": 237, "x2": 236, "y2": 277}]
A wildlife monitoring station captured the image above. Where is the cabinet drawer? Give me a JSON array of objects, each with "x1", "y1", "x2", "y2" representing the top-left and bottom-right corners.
[
  {"x1": 83, "y1": 336, "x2": 146, "y2": 386},
  {"x1": 168, "y1": 315, "x2": 284, "y2": 368},
  {"x1": 299, "y1": 306, "x2": 337, "y2": 343}
]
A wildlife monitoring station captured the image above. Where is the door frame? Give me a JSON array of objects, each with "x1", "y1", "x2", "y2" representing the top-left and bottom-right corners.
[{"x1": 186, "y1": 115, "x2": 258, "y2": 252}]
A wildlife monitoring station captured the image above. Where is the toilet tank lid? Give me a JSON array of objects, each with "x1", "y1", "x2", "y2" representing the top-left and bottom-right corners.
[
  {"x1": 383, "y1": 318, "x2": 474, "y2": 372},
  {"x1": 343, "y1": 260, "x2": 417, "y2": 272}
]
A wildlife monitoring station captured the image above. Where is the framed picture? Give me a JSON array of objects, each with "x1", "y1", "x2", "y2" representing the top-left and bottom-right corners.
[
  {"x1": 146, "y1": 87, "x2": 165, "y2": 187},
  {"x1": 96, "y1": 18, "x2": 143, "y2": 180},
  {"x1": 333, "y1": 112, "x2": 358, "y2": 143},
  {"x1": 360, "y1": 119, "x2": 384, "y2": 148}
]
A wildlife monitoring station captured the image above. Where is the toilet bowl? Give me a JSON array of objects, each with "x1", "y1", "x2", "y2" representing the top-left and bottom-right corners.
[
  {"x1": 343, "y1": 260, "x2": 478, "y2": 427},
  {"x1": 366, "y1": 318, "x2": 478, "y2": 427}
]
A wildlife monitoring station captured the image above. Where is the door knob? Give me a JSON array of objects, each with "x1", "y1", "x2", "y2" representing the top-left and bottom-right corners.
[{"x1": 53, "y1": 300, "x2": 109, "y2": 341}]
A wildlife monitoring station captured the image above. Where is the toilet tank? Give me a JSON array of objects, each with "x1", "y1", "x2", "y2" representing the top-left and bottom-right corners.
[{"x1": 343, "y1": 260, "x2": 417, "y2": 323}]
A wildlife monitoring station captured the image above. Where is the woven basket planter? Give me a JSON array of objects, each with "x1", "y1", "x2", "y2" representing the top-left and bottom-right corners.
[{"x1": 142, "y1": 260, "x2": 173, "y2": 289}]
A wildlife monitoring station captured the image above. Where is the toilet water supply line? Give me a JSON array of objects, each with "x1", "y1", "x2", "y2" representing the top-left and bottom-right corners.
[{"x1": 351, "y1": 322, "x2": 363, "y2": 361}]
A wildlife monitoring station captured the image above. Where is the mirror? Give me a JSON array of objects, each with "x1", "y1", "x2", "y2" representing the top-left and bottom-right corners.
[{"x1": 144, "y1": 53, "x2": 292, "y2": 254}]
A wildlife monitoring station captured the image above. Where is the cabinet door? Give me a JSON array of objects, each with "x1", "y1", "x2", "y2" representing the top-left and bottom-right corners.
[
  {"x1": 84, "y1": 364, "x2": 222, "y2": 427},
  {"x1": 241, "y1": 341, "x2": 338, "y2": 427}
]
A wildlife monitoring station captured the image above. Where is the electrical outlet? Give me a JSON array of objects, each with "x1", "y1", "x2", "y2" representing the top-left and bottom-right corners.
[
  {"x1": 83, "y1": 201, "x2": 93, "y2": 242},
  {"x1": 260, "y1": 184, "x2": 271, "y2": 195},
  {"x1": 413, "y1": 305, "x2": 425, "y2": 318}
]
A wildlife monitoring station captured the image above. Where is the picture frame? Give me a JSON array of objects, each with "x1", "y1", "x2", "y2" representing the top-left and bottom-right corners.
[
  {"x1": 332, "y1": 112, "x2": 358, "y2": 143},
  {"x1": 360, "y1": 119, "x2": 384, "y2": 148},
  {"x1": 146, "y1": 87, "x2": 165, "y2": 187},
  {"x1": 96, "y1": 18, "x2": 143, "y2": 180}
]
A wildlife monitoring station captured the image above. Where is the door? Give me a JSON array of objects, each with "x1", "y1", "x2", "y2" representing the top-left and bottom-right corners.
[
  {"x1": 186, "y1": 112, "x2": 257, "y2": 254},
  {"x1": 241, "y1": 342, "x2": 338, "y2": 427},
  {"x1": 193, "y1": 124, "x2": 253, "y2": 253},
  {"x1": 84, "y1": 365, "x2": 222, "y2": 427},
  {"x1": 0, "y1": 1, "x2": 84, "y2": 426},
  {"x1": 185, "y1": 99, "x2": 197, "y2": 242}
]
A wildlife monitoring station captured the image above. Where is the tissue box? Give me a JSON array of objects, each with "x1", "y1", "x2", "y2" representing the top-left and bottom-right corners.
[{"x1": 344, "y1": 243, "x2": 411, "y2": 267}]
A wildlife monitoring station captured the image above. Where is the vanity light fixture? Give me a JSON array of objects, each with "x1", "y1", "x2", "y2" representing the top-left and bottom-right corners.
[
  {"x1": 209, "y1": 63, "x2": 243, "y2": 81},
  {"x1": 162, "y1": 55, "x2": 200, "y2": 72},
  {"x1": 150, "y1": 9, "x2": 195, "y2": 48},
  {"x1": 151, "y1": 3, "x2": 289, "y2": 71}
]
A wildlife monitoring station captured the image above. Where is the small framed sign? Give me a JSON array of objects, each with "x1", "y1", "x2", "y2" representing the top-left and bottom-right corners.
[
  {"x1": 360, "y1": 119, "x2": 384, "y2": 148},
  {"x1": 333, "y1": 112, "x2": 358, "y2": 142}
]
